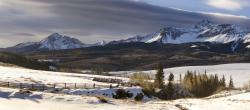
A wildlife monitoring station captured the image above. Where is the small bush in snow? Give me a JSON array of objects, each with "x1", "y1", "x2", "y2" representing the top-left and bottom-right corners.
[
  {"x1": 243, "y1": 81, "x2": 250, "y2": 90},
  {"x1": 134, "y1": 93, "x2": 144, "y2": 101},
  {"x1": 96, "y1": 96, "x2": 108, "y2": 103},
  {"x1": 130, "y1": 72, "x2": 155, "y2": 97},
  {"x1": 130, "y1": 72, "x2": 153, "y2": 85},
  {"x1": 113, "y1": 89, "x2": 133, "y2": 99},
  {"x1": 157, "y1": 84, "x2": 191, "y2": 100},
  {"x1": 142, "y1": 88, "x2": 152, "y2": 98},
  {"x1": 18, "y1": 89, "x2": 32, "y2": 94},
  {"x1": 175, "y1": 104, "x2": 188, "y2": 110}
]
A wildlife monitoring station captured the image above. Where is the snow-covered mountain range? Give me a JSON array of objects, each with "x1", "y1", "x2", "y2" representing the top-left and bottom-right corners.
[
  {"x1": 6, "y1": 19, "x2": 250, "y2": 52},
  {"x1": 110, "y1": 19, "x2": 250, "y2": 45},
  {"x1": 8, "y1": 33, "x2": 107, "y2": 52},
  {"x1": 13, "y1": 33, "x2": 86, "y2": 50}
]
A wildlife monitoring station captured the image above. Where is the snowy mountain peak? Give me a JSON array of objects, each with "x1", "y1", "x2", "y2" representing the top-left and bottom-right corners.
[
  {"x1": 39, "y1": 33, "x2": 85, "y2": 50},
  {"x1": 95, "y1": 40, "x2": 107, "y2": 46},
  {"x1": 8, "y1": 33, "x2": 109, "y2": 52},
  {"x1": 194, "y1": 19, "x2": 214, "y2": 30},
  {"x1": 45, "y1": 33, "x2": 64, "y2": 40},
  {"x1": 196, "y1": 19, "x2": 212, "y2": 26},
  {"x1": 110, "y1": 19, "x2": 250, "y2": 52},
  {"x1": 43, "y1": 33, "x2": 77, "y2": 42},
  {"x1": 84, "y1": 40, "x2": 108, "y2": 47},
  {"x1": 49, "y1": 33, "x2": 61, "y2": 37}
]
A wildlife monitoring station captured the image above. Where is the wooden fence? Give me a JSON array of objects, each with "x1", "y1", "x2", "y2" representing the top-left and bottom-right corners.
[{"x1": 0, "y1": 81, "x2": 124, "y2": 91}]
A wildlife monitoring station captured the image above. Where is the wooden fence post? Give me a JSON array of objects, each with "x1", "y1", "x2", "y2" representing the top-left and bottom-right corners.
[
  {"x1": 43, "y1": 84, "x2": 45, "y2": 91},
  {"x1": 20, "y1": 83, "x2": 22, "y2": 89},
  {"x1": 74, "y1": 83, "x2": 77, "y2": 89},
  {"x1": 54, "y1": 83, "x2": 56, "y2": 89},
  {"x1": 31, "y1": 84, "x2": 34, "y2": 90},
  {"x1": 64, "y1": 83, "x2": 67, "y2": 89},
  {"x1": 117, "y1": 83, "x2": 120, "y2": 87}
]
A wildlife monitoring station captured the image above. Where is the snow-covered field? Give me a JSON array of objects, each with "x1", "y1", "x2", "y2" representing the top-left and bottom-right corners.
[
  {"x1": 111, "y1": 63, "x2": 250, "y2": 87},
  {"x1": 0, "y1": 66, "x2": 128, "y2": 86},
  {"x1": 1, "y1": 63, "x2": 249, "y2": 87},
  {"x1": 1, "y1": 63, "x2": 250, "y2": 110},
  {"x1": 1, "y1": 87, "x2": 250, "y2": 110}
]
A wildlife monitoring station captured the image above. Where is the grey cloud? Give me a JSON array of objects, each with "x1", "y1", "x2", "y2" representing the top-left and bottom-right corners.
[
  {"x1": 0, "y1": 0, "x2": 250, "y2": 47},
  {"x1": 12, "y1": 33, "x2": 35, "y2": 37}
]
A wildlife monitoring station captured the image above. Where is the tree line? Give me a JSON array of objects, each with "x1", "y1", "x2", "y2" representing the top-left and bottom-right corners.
[
  {"x1": 130, "y1": 63, "x2": 235, "y2": 100},
  {"x1": 182, "y1": 71, "x2": 234, "y2": 97}
]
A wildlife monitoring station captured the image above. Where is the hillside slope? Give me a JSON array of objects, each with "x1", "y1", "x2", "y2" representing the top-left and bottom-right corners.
[
  {"x1": 24, "y1": 42, "x2": 250, "y2": 71},
  {"x1": 0, "y1": 87, "x2": 249, "y2": 110},
  {"x1": 0, "y1": 52, "x2": 51, "y2": 70}
]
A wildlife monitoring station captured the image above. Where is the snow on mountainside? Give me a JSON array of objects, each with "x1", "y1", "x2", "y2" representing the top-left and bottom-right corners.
[
  {"x1": 9, "y1": 33, "x2": 106, "y2": 52},
  {"x1": 6, "y1": 19, "x2": 250, "y2": 52},
  {"x1": 38, "y1": 33, "x2": 85, "y2": 50},
  {"x1": 111, "y1": 19, "x2": 250, "y2": 46},
  {"x1": 13, "y1": 42, "x2": 38, "y2": 48},
  {"x1": 85, "y1": 40, "x2": 107, "y2": 47}
]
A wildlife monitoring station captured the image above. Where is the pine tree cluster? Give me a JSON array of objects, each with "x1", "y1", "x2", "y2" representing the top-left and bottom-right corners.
[
  {"x1": 154, "y1": 64, "x2": 165, "y2": 89},
  {"x1": 157, "y1": 73, "x2": 176, "y2": 100},
  {"x1": 182, "y1": 71, "x2": 229, "y2": 97}
]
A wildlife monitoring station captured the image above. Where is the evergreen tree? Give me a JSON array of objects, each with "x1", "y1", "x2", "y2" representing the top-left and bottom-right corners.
[
  {"x1": 166, "y1": 81, "x2": 175, "y2": 99},
  {"x1": 157, "y1": 73, "x2": 175, "y2": 100},
  {"x1": 169, "y1": 73, "x2": 174, "y2": 82},
  {"x1": 229, "y1": 76, "x2": 234, "y2": 89},
  {"x1": 214, "y1": 74, "x2": 219, "y2": 87},
  {"x1": 220, "y1": 75, "x2": 226, "y2": 88},
  {"x1": 166, "y1": 73, "x2": 175, "y2": 99},
  {"x1": 154, "y1": 63, "x2": 165, "y2": 89},
  {"x1": 179, "y1": 74, "x2": 182, "y2": 83}
]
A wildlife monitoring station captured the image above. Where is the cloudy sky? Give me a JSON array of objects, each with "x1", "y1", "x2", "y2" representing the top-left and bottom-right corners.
[{"x1": 0, "y1": 0, "x2": 250, "y2": 47}]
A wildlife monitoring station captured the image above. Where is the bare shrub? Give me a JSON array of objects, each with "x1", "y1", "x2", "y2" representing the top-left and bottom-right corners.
[
  {"x1": 134, "y1": 93, "x2": 144, "y2": 101},
  {"x1": 130, "y1": 72, "x2": 155, "y2": 97},
  {"x1": 96, "y1": 96, "x2": 108, "y2": 103},
  {"x1": 243, "y1": 81, "x2": 250, "y2": 90},
  {"x1": 113, "y1": 89, "x2": 133, "y2": 99}
]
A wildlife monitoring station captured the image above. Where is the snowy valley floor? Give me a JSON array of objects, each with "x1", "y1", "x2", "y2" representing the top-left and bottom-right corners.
[
  {"x1": 111, "y1": 63, "x2": 250, "y2": 87},
  {"x1": 1, "y1": 63, "x2": 250, "y2": 110},
  {"x1": 0, "y1": 87, "x2": 250, "y2": 110}
]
